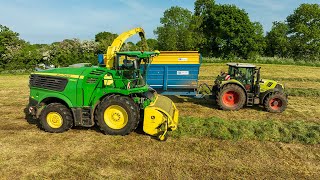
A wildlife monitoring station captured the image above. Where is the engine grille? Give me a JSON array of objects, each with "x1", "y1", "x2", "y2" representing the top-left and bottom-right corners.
[
  {"x1": 267, "y1": 82, "x2": 273, "y2": 87},
  {"x1": 89, "y1": 69, "x2": 105, "y2": 76},
  {"x1": 29, "y1": 74, "x2": 68, "y2": 91},
  {"x1": 86, "y1": 78, "x2": 98, "y2": 84}
]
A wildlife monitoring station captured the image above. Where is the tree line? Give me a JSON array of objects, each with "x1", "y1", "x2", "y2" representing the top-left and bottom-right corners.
[
  {"x1": 155, "y1": 1, "x2": 319, "y2": 60},
  {"x1": 0, "y1": 0, "x2": 319, "y2": 71}
]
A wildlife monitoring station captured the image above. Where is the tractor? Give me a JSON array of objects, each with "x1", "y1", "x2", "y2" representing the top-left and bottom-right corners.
[
  {"x1": 28, "y1": 28, "x2": 178, "y2": 140},
  {"x1": 213, "y1": 63, "x2": 288, "y2": 112}
]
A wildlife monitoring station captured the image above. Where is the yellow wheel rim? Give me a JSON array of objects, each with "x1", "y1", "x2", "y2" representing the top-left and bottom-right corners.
[
  {"x1": 104, "y1": 105, "x2": 128, "y2": 129},
  {"x1": 46, "y1": 112, "x2": 63, "y2": 129}
]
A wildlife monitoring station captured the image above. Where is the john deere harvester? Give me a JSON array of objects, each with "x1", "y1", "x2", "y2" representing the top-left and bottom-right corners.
[
  {"x1": 28, "y1": 28, "x2": 178, "y2": 140},
  {"x1": 213, "y1": 63, "x2": 287, "y2": 112}
]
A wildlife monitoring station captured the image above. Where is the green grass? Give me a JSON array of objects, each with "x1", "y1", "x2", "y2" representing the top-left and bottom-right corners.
[
  {"x1": 1, "y1": 72, "x2": 320, "y2": 179},
  {"x1": 203, "y1": 57, "x2": 320, "y2": 67},
  {"x1": 286, "y1": 88, "x2": 320, "y2": 97},
  {"x1": 173, "y1": 117, "x2": 320, "y2": 144}
]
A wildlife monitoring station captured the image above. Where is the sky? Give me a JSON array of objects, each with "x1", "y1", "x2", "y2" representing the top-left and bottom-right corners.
[{"x1": 0, "y1": 0, "x2": 318, "y2": 44}]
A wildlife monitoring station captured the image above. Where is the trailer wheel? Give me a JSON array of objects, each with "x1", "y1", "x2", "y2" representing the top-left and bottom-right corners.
[
  {"x1": 39, "y1": 103, "x2": 73, "y2": 133},
  {"x1": 264, "y1": 92, "x2": 287, "y2": 113},
  {"x1": 217, "y1": 84, "x2": 246, "y2": 110},
  {"x1": 95, "y1": 95, "x2": 140, "y2": 135}
]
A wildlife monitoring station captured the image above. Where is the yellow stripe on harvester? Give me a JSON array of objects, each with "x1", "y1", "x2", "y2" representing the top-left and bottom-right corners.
[{"x1": 32, "y1": 72, "x2": 84, "y2": 79}]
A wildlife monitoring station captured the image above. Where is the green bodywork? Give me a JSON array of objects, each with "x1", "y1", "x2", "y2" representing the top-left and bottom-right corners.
[
  {"x1": 217, "y1": 78, "x2": 284, "y2": 94},
  {"x1": 259, "y1": 79, "x2": 284, "y2": 93},
  {"x1": 29, "y1": 51, "x2": 158, "y2": 120}
]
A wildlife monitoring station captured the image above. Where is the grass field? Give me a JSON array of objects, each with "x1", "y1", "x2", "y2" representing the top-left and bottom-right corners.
[{"x1": 0, "y1": 63, "x2": 320, "y2": 179}]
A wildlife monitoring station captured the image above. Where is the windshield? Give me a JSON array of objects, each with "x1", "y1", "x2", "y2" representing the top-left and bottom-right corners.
[{"x1": 116, "y1": 54, "x2": 150, "y2": 88}]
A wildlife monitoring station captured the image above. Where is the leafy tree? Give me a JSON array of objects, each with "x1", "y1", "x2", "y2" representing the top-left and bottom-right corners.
[
  {"x1": 252, "y1": 22, "x2": 267, "y2": 56},
  {"x1": 95, "y1": 31, "x2": 118, "y2": 43},
  {"x1": 193, "y1": 0, "x2": 215, "y2": 55},
  {"x1": 135, "y1": 39, "x2": 158, "y2": 51},
  {"x1": 146, "y1": 39, "x2": 158, "y2": 50},
  {"x1": 194, "y1": 0, "x2": 215, "y2": 16},
  {"x1": 154, "y1": 6, "x2": 196, "y2": 51},
  {"x1": 265, "y1": 21, "x2": 290, "y2": 57},
  {"x1": 0, "y1": 25, "x2": 25, "y2": 69},
  {"x1": 208, "y1": 5, "x2": 264, "y2": 59},
  {"x1": 287, "y1": 3, "x2": 320, "y2": 61},
  {"x1": 193, "y1": 1, "x2": 265, "y2": 59},
  {"x1": 121, "y1": 42, "x2": 139, "y2": 51},
  {"x1": 95, "y1": 31, "x2": 118, "y2": 54},
  {"x1": 5, "y1": 44, "x2": 44, "y2": 70},
  {"x1": 49, "y1": 39, "x2": 97, "y2": 67}
]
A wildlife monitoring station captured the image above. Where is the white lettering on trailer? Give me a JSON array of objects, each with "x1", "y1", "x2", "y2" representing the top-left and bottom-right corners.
[
  {"x1": 178, "y1": 58, "x2": 188, "y2": 61},
  {"x1": 177, "y1": 71, "x2": 189, "y2": 75}
]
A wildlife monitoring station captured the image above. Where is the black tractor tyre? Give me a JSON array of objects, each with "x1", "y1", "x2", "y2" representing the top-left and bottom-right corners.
[
  {"x1": 39, "y1": 103, "x2": 74, "y2": 133},
  {"x1": 95, "y1": 95, "x2": 140, "y2": 135},
  {"x1": 216, "y1": 84, "x2": 246, "y2": 111},
  {"x1": 264, "y1": 92, "x2": 287, "y2": 113}
]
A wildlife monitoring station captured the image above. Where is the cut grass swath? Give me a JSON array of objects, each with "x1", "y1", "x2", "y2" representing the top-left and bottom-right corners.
[{"x1": 172, "y1": 117, "x2": 320, "y2": 144}]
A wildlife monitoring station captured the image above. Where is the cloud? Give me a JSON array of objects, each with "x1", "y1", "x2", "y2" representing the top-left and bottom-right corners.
[{"x1": 241, "y1": 0, "x2": 288, "y2": 11}]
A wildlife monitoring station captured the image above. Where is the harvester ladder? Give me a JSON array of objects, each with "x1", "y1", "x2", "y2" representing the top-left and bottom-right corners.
[{"x1": 247, "y1": 93, "x2": 254, "y2": 106}]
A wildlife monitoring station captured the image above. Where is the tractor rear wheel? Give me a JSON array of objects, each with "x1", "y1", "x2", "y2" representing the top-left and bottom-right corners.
[
  {"x1": 264, "y1": 92, "x2": 287, "y2": 113},
  {"x1": 39, "y1": 103, "x2": 74, "y2": 133},
  {"x1": 95, "y1": 95, "x2": 140, "y2": 135},
  {"x1": 217, "y1": 84, "x2": 246, "y2": 110}
]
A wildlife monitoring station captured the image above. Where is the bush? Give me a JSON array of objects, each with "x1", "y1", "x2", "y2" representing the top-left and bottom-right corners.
[{"x1": 202, "y1": 57, "x2": 320, "y2": 67}]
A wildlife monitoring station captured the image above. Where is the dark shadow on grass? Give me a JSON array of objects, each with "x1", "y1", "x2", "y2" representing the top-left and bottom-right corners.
[
  {"x1": 248, "y1": 104, "x2": 265, "y2": 112},
  {"x1": 24, "y1": 105, "x2": 39, "y2": 126},
  {"x1": 166, "y1": 95, "x2": 219, "y2": 109},
  {"x1": 164, "y1": 95, "x2": 268, "y2": 112},
  {"x1": 71, "y1": 124, "x2": 101, "y2": 133}
]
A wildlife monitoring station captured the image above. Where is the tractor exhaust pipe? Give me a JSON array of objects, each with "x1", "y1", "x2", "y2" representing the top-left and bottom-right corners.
[
  {"x1": 256, "y1": 67, "x2": 261, "y2": 84},
  {"x1": 255, "y1": 67, "x2": 261, "y2": 95}
]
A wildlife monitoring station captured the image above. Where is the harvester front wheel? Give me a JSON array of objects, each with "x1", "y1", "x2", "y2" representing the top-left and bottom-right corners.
[
  {"x1": 95, "y1": 95, "x2": 139, "y2": 135},
  {"x1": 217, "y1": 84, "x2": 246, "y2": 111},
  {"x1": 39, "y1": 103, "x2": 74, "y2": 133},
  {"x1": 264, "y1": 92, "x2": 287, "y2": 113}
]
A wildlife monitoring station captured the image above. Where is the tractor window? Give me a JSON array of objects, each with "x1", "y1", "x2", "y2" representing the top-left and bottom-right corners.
[
  {"x1": 238, "y1": 68, "x2": 254, "y2": 85},
  {"x1": 228, "y1": 66, "x2": 236, "y2": 76},
  {"x1": 228, "y1": 66, "x2": 254, "y2": 85},
  {"x1": 117, "y1": 55, "x2": 137, "y2": 69}
]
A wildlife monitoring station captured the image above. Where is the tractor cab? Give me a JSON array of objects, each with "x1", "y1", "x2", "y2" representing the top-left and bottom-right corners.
[{"x1": 226, "y1": 63, "x2": 260, "y2": 93}]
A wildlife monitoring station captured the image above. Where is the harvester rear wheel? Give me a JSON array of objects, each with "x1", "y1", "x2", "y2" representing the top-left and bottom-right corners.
[
  {"x1": 95, "y1": 95, "x2": 139, "y2": 135},
  {"x1": 217, "y1": 84, "x2": 246, "y2": 110},
  {"x1": 39, "y1": 103, "x2": 74, "y2": 133},
  {"x1": 264, "y1": 92, "x2": 287, "y2": 113}
]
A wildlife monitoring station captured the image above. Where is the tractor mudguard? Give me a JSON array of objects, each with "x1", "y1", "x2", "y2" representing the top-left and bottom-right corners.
[
  {"x1": 143, "y1": 95, "x2": 179, "y2": 140},
  {"x1": 220, "y1": 79, "x2": 245, "y2": 89}
]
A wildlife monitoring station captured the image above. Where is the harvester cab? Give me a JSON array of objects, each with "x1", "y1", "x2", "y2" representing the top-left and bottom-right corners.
[
  {"x1": 214, "y1": 63, "x2": 288, "y2": 113},
  {"x1": 114, "y1": 51, "x2": 159, "y2": 87}
]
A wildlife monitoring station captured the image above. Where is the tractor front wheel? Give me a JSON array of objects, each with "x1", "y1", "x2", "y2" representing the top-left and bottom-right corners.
[
  {"x1": 264, "y1": 92, "x2": 287, "y2": 113},
  {"x1": 39, "y1": 103, "x2": 74, "y2": 133},
  {"x1": 217, "y1": 84, "x2": 246, "y2": 111},
  {"x1": 95, "y1": 95, "x2": 140, "y2": 135}
]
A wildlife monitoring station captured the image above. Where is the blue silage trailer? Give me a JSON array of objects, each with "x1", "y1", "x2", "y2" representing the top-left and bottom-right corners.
[{"x1": 146, "y1": 51, "x2": 202, "y2": 96}]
